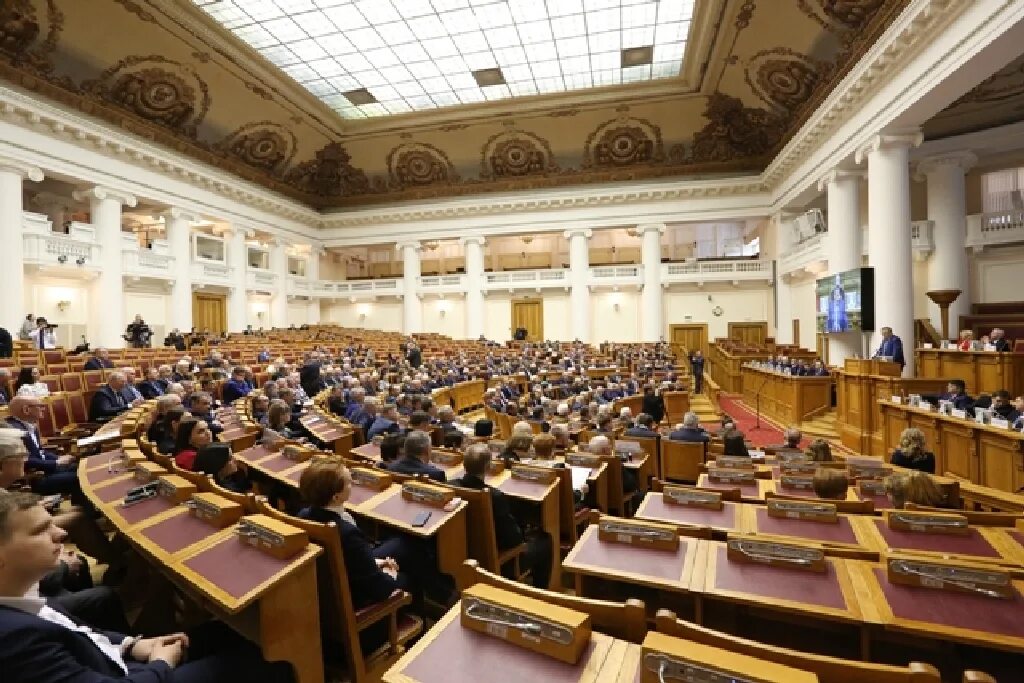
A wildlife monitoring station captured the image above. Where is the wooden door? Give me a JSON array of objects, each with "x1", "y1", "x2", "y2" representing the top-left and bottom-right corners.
[
  {"x1": 192, "y1": 293, "x2": 227, "y2": 334},
  {"x1": 728, "y1": 321, "x2": 768, "y2": 345},
  {"x1": 792, "y1": 319, "x2": 800, "y2": 348},
  {"x1": 511, "y1": 298, "x2": 543, "y2": 341},
  {"x1": 669, "y1": 323, "x2": 708, "y2": 357}
]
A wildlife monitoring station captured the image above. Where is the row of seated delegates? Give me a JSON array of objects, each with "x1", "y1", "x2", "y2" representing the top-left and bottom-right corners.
[
  {"x1": 0, "y1": 489, "x2": 294, "y2": 683},
  {"x1": 761, "y1": 356, "x2": 830, "y2": 376},
  {"x1": 955, "y1": 327, "x2": 1012, "y2": 352},
  {"x1": 935, "y1": 379, "x2": 1024, "y2": 422}
]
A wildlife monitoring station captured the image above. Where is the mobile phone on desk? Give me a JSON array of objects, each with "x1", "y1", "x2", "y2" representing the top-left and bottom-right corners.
[{"x1": 412, "y1": 511, "x2": 431, "y2": 527}]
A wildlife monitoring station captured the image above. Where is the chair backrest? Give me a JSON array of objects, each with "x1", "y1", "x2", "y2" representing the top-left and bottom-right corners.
[
  {"x1": 662, "y1": 391, "x2": 691, "y2": 424},
  {"x1": 66, "y1": 392, "x2": 90, "y2": 425},
  {"x1": 766, "y1": 491, "x2": 874, "y2": 515},
  {"x1": 196, "y1": 473, "x2": 259, "y2": 513},
  {"x1": 616, "y1": 435, "x2": 659, "y2": 481},
  {"x1": 654, "y1": 610, "x2": 943, "y2": 683},
  {"x1": 40, "y1": 375, "x2": 60, "y2": 394},
  {"x1": 596, "y1": 452, "x2": 626, "y2": 515},
  {"x1": 445, "y1": 483, "x2": 502, "y2": 573},
  {"x1": 257, "y1": 499, "x2": 367, "y2": 680},
  {"x1": 551, "y1": 466, "x2": 582, "y2": 546},
  {"x1": 46, "y1": 364, "x2": 69, "y2": 376},
  {"x1": 60, "y1": 372, "x2": 84, "y2": 393},
  {"x1": 660, "y1": 439, "x2": 706, "y2": 483},
  {"x1": 47, "y1": 394, "x2": 73, "y2": 433},
  {"x1": 82, "y1": 371, "x2": 104, "y2": 391},
  {"x1": 462, "y1": 559, "x2": 647, "y2": 643},
  {"x1": 43, "y1": 349, "x2": 66, "y2": 366}
]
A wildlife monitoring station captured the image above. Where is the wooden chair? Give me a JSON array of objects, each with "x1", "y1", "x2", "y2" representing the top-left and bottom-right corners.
[
  {"x1": 82, "y1": 370, "x2": 104, "y2": 391},
  {"x1": 446, "y1": 483, "x2": 528, "y2": 583},
  {"x1": 660, "y1": 439, "x2": 706, "y2": 483},
  {"x1": 195, "y1": 473, "x2": 260, "y2": 514},
  {"x1": 552, "y1": 466, "x2": 590, "y2": 550},
  {"x1": 617, "y1": 435, "x2": 659, "y2": 483},
  {"x1": 60, "y1": 372, "x2": 84, "y2": 393},
  {"x1": 256, "y1": 499, "x2": 422, "y2": 683},
  {"x1": 905, "y1": 503, "x2": 1021, "y2": 526},
  {"x1": 46, "y1": 364, "x2": 69, "y2": 376},
  {"x1": 654, "y1": 610, "x2": 999, "y2": 683},
  {"x1": 40, "y1": 375, "x2": 60, "y2": 394},
  {"x1": 461, "y1": 559, "x2": 648, "y2": 643},
  {"x1": 662, "y1": 391, "x2": 691, "y2": 424},
  {"x1": 43, "y1": 349, "x2": 66, "y2": 366}
]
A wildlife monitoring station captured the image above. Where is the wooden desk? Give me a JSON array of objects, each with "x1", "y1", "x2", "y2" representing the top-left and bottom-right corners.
[
  {"x1": 857, "y1": 517, "x2": 1023, "y2": 570},
  {"x1": 849, "y1": 561, "x2": 1024, "y2": 654},
  {"x1": 695, "y1": 475, "x2": 775, "y2": 503},
  {"x1": 836, "y1": 368, "x2": 949, "y2": 456},
  {"x1": 708, "y1": 345, "x2": 769, "y2": 394},
  {"x1": 383, "y1": 601, "x2": 630, "y2": 683},
  {"x1": 878, "y1": 401, "x2": 1024, "y2": 493},
  {"x1": 740, "y1": 366, "x2": 832, "y2": 425},
  {"x1": 916, "y1": 348, "x2": 1024, "y2": 396},
  {"x1": 634, "y1": 493, "x2": 747, "y2": 538},
  {"x1": 741, "y1": 506, "x2": 881, "y2": 560}
]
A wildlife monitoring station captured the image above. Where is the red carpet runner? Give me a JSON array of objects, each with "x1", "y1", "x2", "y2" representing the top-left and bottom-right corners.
[{"x1": 712, "y1": 395, "x2": 809, "y2": 448}]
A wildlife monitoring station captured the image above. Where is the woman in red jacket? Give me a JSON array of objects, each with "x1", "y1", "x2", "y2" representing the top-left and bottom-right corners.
[{"x1": 173, "y1": 418, "x2": 211, "y2": 471}]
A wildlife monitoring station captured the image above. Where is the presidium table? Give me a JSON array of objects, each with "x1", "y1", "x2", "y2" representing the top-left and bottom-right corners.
[
  {"x1": 916, "y1": 348, "x2": 1024, "y2": 396},
  {"x1": 739, "y1": 365, "x2": 833, "y2": 427}
]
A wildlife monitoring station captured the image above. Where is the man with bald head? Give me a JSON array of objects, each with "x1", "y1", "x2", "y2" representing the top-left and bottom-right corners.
[{"x1": 454, "y1": 444, "x2": 551, "y2": 588}]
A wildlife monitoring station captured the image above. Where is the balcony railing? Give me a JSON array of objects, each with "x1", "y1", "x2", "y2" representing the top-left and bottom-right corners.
[
  {"x1": 246, "y1": 269, "x2": 278, "y2": 292},
  {"x1": 190, "y1": 259, "x2": 232, "y2": 285},
  {"x1": 968, "y1": 211, "x2": 1024, "y2": 249},
  {"x1": 776, "y1": 233, "x2": 825, "y2": 276},
  {"x1": 663, "y1": 258, "x2": 774, "y2": 284},
  {"x1": 911, "y1": 220, "x2": 934, "y2": 260},
  {"x1": 420, "y1": 274, "x2": 467, "y2": 293},
  {"x1": 22, "y1": 213, "x2": 101, "y2": 271},
  {"x1": 122, "y1": 247, "x2": 174, "y2": 279},
  {"x1": 484, "y1": 268, "x2": 569, "y2": 290}
]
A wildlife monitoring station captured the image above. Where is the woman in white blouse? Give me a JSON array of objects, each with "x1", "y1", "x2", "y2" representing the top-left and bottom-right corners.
[{"x1": 14, "y1": 367, "x2": 50, "y2": 398}]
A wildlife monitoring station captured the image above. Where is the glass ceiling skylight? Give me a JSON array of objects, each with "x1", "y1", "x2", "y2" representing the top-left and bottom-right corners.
[{"x1": 193, "y1": 0, "x2": 694, "y2": 119}]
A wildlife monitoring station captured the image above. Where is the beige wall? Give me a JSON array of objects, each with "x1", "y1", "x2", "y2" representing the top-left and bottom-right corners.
[
  {"x1": 421, "y1": 298, "x2": 466, "y2": 339},
  {"x1": 665, "y1": 288, "x2": 773, "y2": 341},
  {"x1": 971, "y1": 245, "x2": 1024, "y2": 304},
  {"x1": 325, "y1": 300, "x2": 403, "y2": 332},
  {"x1": 591, "y1": 290, "x2": 641, "y2": 342}
]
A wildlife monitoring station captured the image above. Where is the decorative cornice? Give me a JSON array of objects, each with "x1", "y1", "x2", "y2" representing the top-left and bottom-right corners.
[
  {"x1": 816, "y1": 169, "x2": 866, "y2": 192},
  {"x1": 0, "y1": 155, "x2": 43, "y2": 182},
  {"x1": 73, "y1": 186, "x2": 138, "y2": 207},
  {"x1": 914, "y1": 150, "x2": 979, "y2": 180},
  {"x1": 764, "y1": 0, "x2": 962, "y2": 188}
]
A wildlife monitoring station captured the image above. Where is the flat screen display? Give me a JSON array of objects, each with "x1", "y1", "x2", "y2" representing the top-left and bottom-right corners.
[{"x1": 815, "y1": 267, "x2": 875, "y2": 333}]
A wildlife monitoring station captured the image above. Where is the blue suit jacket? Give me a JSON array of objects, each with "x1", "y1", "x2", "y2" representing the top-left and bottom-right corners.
[
  {"x1": 136, "y1": 380, "x2": 164, "y2": 400},
  {"x1": 385, "y1": 456, "x2": 446, "y2": 483},
  {"x1": 876, "y1": 335, "x2": 905, "y2": 367},
  {"x1": 221, "y1": 379, "x2": 251, "y2": 404},
  {"x1": 6, "y1": 417, "x2": 60, "y2": 474},
  {"x1": 667, "y1": 428, "x2": 710, "y2": 443},
  {"x1": 0, "y1": 603, "x2": 172, "y2": 683},
  {"x1": 88, "y1": 386, "x2": 128, "y2": 422}
]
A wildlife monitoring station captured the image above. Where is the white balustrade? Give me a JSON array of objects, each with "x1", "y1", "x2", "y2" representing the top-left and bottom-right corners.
[
  {"x1": 663, "y1": 258, "x2": 774, "y2": 283},
  {"x1": 484, "y1": 268, "x2": 568, "y2": 290},
  {"x1": 968, "y1": 211, "x2": 1024, "y2": 249},
  {"x1": 910, "y1": 220, "x2": 934, "y2": 260},
  {"x1": 122, "y1": 247, "x2": 174, "y2": 278},
  {"x1": 190, "y1": 259, "x2": 232, "y2": 286},
  {"x1": 22, "y1": 213, "x2": 101, "y2": 270},
  {"x1": 246, "y1": 269, "x2": 278, "y2": 292},
  {"x1": 776, "y1": 233, "x2": 825, "y2": 275},
  {"x1": 419, "y1": 274, "x2": 466, "y2": 293}
]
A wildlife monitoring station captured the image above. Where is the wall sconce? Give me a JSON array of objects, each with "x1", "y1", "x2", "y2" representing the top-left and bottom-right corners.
[
  {"x1": 76, "y1": 256, "x2": 86, "y2": 265},
  {"x1": 56, "y1": 300, "x2": 71, "y2": 312},
  {"x1": 613, "y1": 302, "x2": 620, "y2": 312}
]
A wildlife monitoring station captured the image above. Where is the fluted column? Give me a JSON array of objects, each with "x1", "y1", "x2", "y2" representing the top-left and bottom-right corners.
[
  {"x1": 818, "y1": 169, "x2": 866, "y2": 363},
  {"x1": 637, "y1": 223, "x2": 665, "y2": 341},
  {"x1": 856, "y1": 130, "x2": 922, "y2": 376},
  {"x1": 306, "y1": 245, "x2": 322, "y2": 325},
  {"x1": 917, "y1": 151, "x2": 977, "y2": 339},
  {"x1": 771, "y1": 211, "x2": 795, "y2": 345},
  {"x1": 397, "y1": 241, "x2": 422, "y2": 334},
  {"x1": 462, "y1": 235, "x2": 486, "y2": 339},
  {"x1": 270, "y1": 237, "x2": 289, "y2": 329},
  {"x1": 565, "y1": 229, "x2": 592, "y2": 342},
  {"x1": 160, "y1": 208, "x2": 196, "y2": 335},
  {"x1": 225, "y1": 227, "x2": 250, "y2": 333},
  {"x1": 73, "y1": 186, "x2": 136, "y2": 348},
  {"x1": 0, "y1": 158, "x2": 43, "y2": 333}
]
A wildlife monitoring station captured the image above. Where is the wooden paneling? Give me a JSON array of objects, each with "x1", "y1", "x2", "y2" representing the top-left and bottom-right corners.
[
  {"x1": 727, "y1": 321, "x2": 768, "y2": 345},
  {"x1": 511, "y1": 298, "x2": 543, "y2": 342},
  {"x1": 915, "y1": 349, "x2": 1024, "y2": 395},
  {"x1": 669, "y1": 323, "x2": 707, "y2": 358},
  {"x1": 192, "y1": 293, "x2": 226, "y2": 334},
  {"x1": 739, "y1": 366, "x2": 832, "y2": 425}
]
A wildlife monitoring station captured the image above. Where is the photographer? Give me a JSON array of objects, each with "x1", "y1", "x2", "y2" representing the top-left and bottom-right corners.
[
  {"x1": 28, "y1": 318, "x2": 57, "y2": 350},
  {"x1": 124, "y1": 314, "x2": 152, "y2": 349}
]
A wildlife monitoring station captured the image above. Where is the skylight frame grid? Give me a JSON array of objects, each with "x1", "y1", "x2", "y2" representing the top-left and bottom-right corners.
[{"x1": 194, "y1": 0, "x2": 693, "y2": 118}]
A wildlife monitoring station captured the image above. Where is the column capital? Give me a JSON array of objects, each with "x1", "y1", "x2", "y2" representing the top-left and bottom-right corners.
[
  {"x1": 914, "y1": 151, "x2": 978, "y2": 180},
  {"x1": 563, "y1": 228, "x2": 593, "y2": 240},
  {"x1": 396, "y1": 240, "x2": 421, "y2": 252},
  {"x1": 635, "y1": 223, "x2": 666, "y2": 235},
  {"x1": 0, "y1": 156, "x2": 43, "y2": 182},
  {"x1": 459, "y1": 235, "x2": 486, "y2": 247},
  {"x1": 72, "y1": 186, "x2": 137, "y2": 207},
  {"x1": 817, "y1": 168, "x2": 866, "y2": 192},
  {"x1": 854, "y1": 130, "x2": 923, "y2": 165},
  {"x1": 159, "y1": 207, "x2": 200, "y2": 223},
  {"x1": 214, "y1": 225, "x2": 254, "y2": 240}
]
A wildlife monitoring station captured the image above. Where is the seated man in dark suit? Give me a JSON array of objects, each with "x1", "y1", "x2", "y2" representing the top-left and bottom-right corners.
[
  {"x1": 667, "y1": 412, "x2": 710, "y2": 442},
  {"x1": 991, "y1": 390, "x2": 1021, "y2": 423},
  {"x1": 220, "y1": 366, "x2": 252, "y2": 405},
  {"x1": 623, "y1": 413, "x2": 659, "y2": 438},
  {"x1": 135, "y1": 367, "x2": 165, "y2": 400},
  {"x1": 82, "y1": 348, "x2": 113, "y2": 371},
  {"x1": 939, "y1": 379, "x2": 974, "y2": 412},
  {"x1": 384, "y1": 430, "x2": 445, "y2": 483},
  {"x1": 641, "y1": 386, "x2": 665, "y2": 424},
  {"x1": 88, "y1": 372, "x2": 134, "y2": 422},
  {"x1": 0, "y1": 490, "x2": 293, "y2": 683},
  {"x1": 367, "y1": 404, "x2": 402, "y2": 441},
  {"x1": 6, "y1": 397, "x2": 80, "y2": 501},
  {"x1": 454, "y1": 444, "x2": 551, "y2": 588},
  {"x1": 187, "y1": 392, "x2": 224, "y2": 437},
  {"x1": 989, "y1": 328, "x2": 1011, "y2": 352}
]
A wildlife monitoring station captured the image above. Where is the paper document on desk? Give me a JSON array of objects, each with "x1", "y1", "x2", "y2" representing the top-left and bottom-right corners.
[{"x1": 569, "y1": 466, "x2": 590, "y2": 490}]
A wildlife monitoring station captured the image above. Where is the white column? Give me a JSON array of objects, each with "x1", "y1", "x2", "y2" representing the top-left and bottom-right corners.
[
  {"x1": 917, "y1": 152, "x2": 977, "y2": 339},
  {"x1": 160, "y1": 208, "x2": 195, "y2": 335},
  {"x1": 856, "y1": 130, "x2": 922, "y2": 376},
  {"x1": 637, "y1": 223, "x2": 665, "y2": 341},
  {"x1": 306, "y1": 245, "x2": 322, "y2": 325},
  {"x1": 771, "y1": 211, "x2": 794, "y2": 345},
  {"x1": 565, "y1": 229, "x2": 592, "y2": 342},
  {"x1": 225, "y1": 227, "x2": 250, "y2": 333},
  {"x1": 462, "y1": 236, "x2": 486, "y2": 339},
  {"x1": 270, "y1": 237, "x2": 289, "y2": 329},
  {"x1": 73, "y1": 186, "x2": 136, "y2": 349},
  {"x1": 0, "y1": 158, "x2": 42, "y2": 333},
  {"x1": 398, "y1": 241, "x2": 422, "y2": 334},
  {"x1": 818, "y1": 169, "x2": 866, "y2": 363}
]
